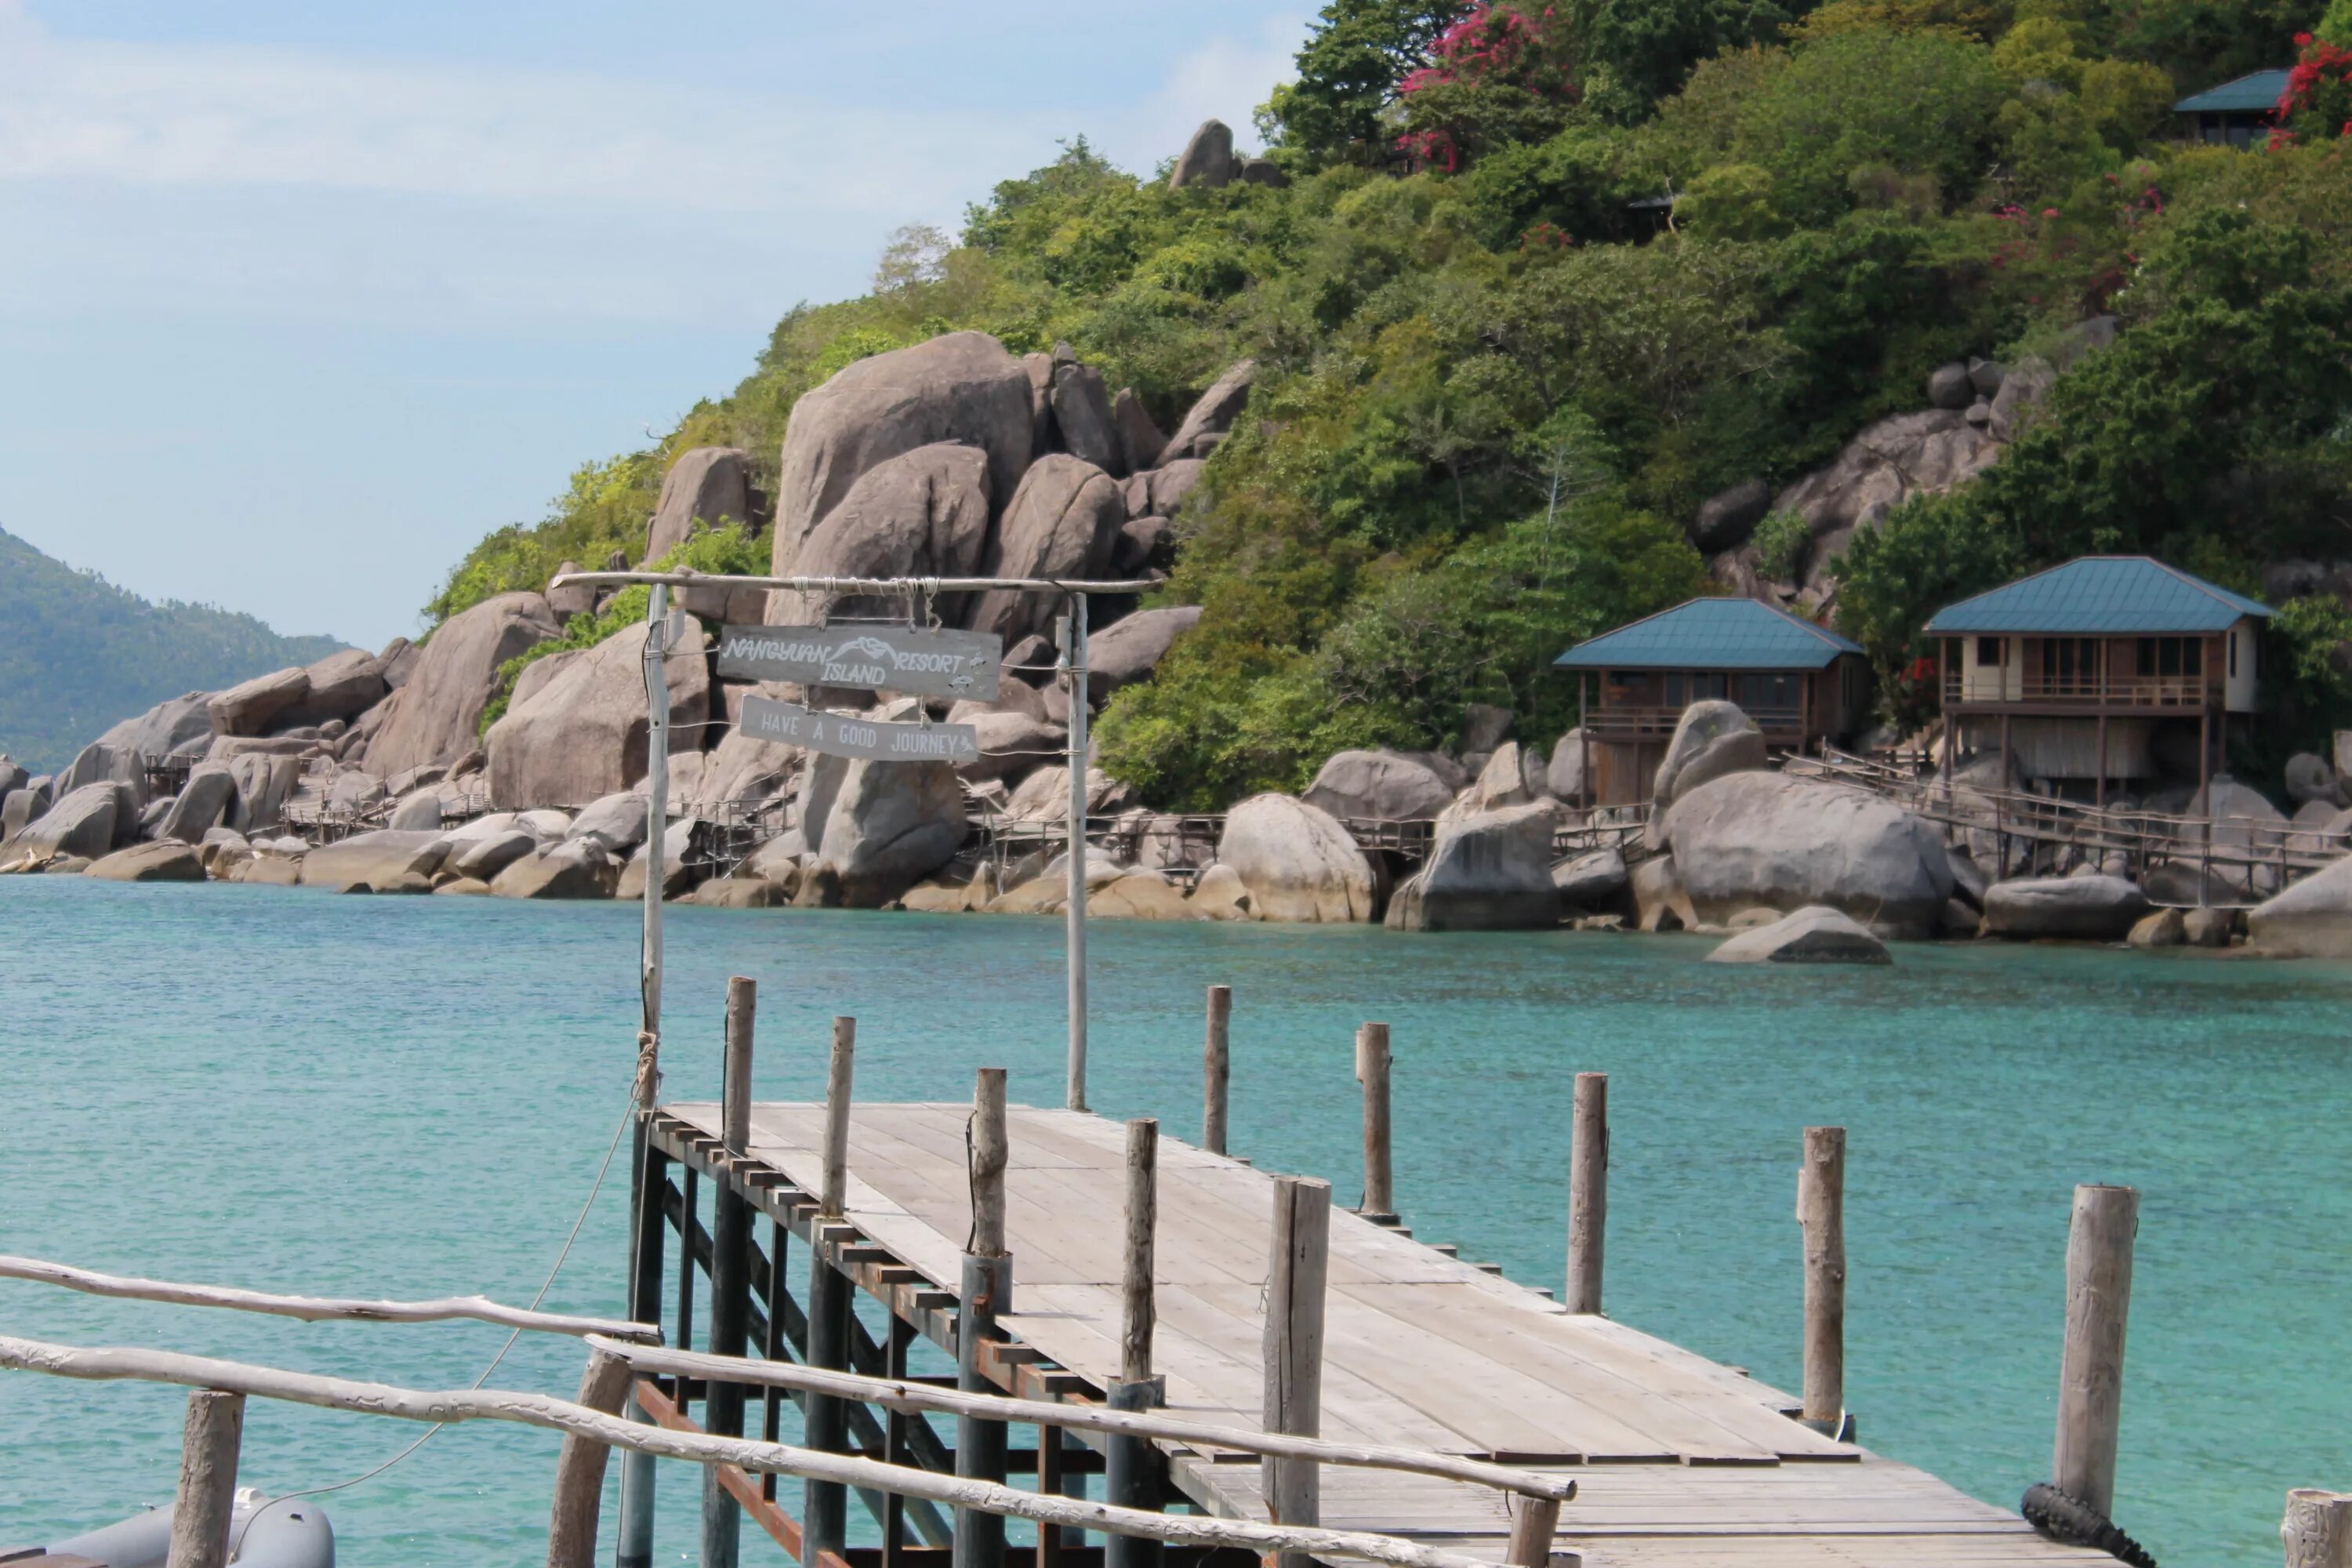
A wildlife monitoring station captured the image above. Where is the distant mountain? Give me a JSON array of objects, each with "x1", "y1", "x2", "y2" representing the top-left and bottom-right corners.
[{"x1": 0, "y1": 528, "x2": 346, "y2": 773}]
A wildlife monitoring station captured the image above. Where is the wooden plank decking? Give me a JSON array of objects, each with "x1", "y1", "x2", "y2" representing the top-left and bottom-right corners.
[{"x1": 656, "y1": 1100, "x2": 2098, "y2": 1566}]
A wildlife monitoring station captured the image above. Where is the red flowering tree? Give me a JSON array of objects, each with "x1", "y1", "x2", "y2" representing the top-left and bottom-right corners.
[
  {"x1": 1395, "y1": 3, "x2": 1581, "y2": 171},
  {"x1": 2271, "y1": 32, "x2": 2352, "y2": 146}
]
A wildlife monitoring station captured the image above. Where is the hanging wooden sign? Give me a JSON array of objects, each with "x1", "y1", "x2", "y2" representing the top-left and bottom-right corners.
[
  {"x1": 715, "y1": 624, "x2": 1001, "y2": 701},
  {"x1": 737, "y1": 695, "x2": 979, "y2": 765}
]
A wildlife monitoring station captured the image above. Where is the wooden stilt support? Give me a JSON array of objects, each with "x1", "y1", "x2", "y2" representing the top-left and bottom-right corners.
[
  {"x1": 956, "y1": 1068, "x2": 1012, "y2": 1568},
  {"x1": 703, "y1": 977, "x2": 757, "y2": 1568},
  {"x1": 1566, "y1": 1073, "x2": 1607, "y2": 1315},
  {"x1": 1264, "y1": 1175, "x2": 1330, "y2": 1568},
  {"x1": 1108, "y1": 1117, "x2": 1164, "y2": 1568},
  {"x1": 547, "y1": 1347, "x2": 634, "y2": 1568},
  {"x1": 2051, "y1": 1184, "x2": 2137, "y2": 1519},
  {"x1": 1358, "y1": 1024, "x2": 1393, "y2": 1221},
  {"x1": 1797, "y1": 1127, "x2": 1846, "y2": 1436},
  {"x1": 2285, "y1": 1490, "x2": 2352, "y2": 1568},
  {"x1": 1203, "y1": 985, "x2": 1232, "y2": 1156},
  {"x1": 165, "y1": 1388, "x2": 244, "y2": 1568},
  {"x1": 804, "y1": 1016, "x2": 858, "y2": 1565},
  {"x1": 1504, "y1": 1494, "x2": 1563, "y2": 1568},
  {"x1": 616, "y1": 1127, "x2": 667, "y2": 1568}
]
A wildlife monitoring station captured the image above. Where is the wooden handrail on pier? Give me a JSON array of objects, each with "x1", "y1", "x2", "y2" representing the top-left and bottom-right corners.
[
  {"x1": 0, "y1": 1335, "x2": 1509, "y2": 1568},
  {"x1": 0, "y1": 1254, "x2": 656, "y2": 1341}
]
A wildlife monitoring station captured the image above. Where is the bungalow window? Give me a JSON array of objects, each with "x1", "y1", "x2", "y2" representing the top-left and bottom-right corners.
[
  {"x1": 2230, "y1": 633, "x2": 2238, "y2": 678},
  {"x1": 1976, "y1": 636, "x2": 2002, "y2": 666},
  {"x1": 2042, "y1": 637, "x2": 2097, "y2": 685},
  {"x1": 2135, "y1": 637, "x2": 2202, "y2": 678}
]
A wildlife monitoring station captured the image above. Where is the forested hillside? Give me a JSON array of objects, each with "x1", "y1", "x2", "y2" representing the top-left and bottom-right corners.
[
  {"x1": 0, "y1": 528, "x2": 343, "y2": 772},
  {"x1": 428, "y1": 0, "x2": 2352, "y2": 809}
]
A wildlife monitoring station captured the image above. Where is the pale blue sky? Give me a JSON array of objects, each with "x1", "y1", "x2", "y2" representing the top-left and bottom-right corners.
[{"x1": 0, "y1": 1, "x2": 1305, "y2": 648}]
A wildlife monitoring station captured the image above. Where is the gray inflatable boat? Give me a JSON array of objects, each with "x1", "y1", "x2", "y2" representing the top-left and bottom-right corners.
[{"x1": 38, "y1": 1489, "x2": 332, "y2": 1568}]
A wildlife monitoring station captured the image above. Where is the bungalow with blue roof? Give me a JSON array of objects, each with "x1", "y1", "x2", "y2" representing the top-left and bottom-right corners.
[
  {"x1": 1552, "y1": 596, "x2": 1870, "y2": 805},
  {"x1": 1923, "y1": 555, "x2": 2270, "y2": 805},
  {"x1": 2172, "y1": 69, "x2": 2291, "y2": 148}
]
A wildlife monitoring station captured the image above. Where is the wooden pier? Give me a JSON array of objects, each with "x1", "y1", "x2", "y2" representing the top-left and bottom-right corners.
[{"x1": 640, "y1": 1094, "x2": 2105, "y2": 1567}]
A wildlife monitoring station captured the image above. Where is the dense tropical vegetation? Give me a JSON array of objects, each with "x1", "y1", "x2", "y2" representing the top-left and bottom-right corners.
[{"x1": 430, "y1": 0, "x2": 2352, "y2": 807}]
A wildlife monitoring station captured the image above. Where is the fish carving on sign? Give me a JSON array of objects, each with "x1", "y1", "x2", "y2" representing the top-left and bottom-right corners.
[{"x1": 714, "y1": 624, "x2": 1002, "y2": 701}]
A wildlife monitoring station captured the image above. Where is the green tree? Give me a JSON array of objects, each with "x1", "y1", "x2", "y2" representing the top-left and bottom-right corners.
[{"x1": 1263, "y1": 2, "x2": 1473, "y2": 166}]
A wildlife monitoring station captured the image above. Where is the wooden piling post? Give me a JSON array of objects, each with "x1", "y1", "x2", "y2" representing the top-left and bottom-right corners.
[
  {"x1": 1504, "y1": 1494, "x2": 1563, "y2": 1568},
  {"x1": 1358, "y1": 1023, "x2": 1393, "y2": 1220},
  {"x1": 804, "y1": 1016, "x2": 858, "y2": 1566},
  {"x1": 546, "y1": 1347, "x2": 634, "y2": 1568},
  {"x1": 164, "y1": 1388, "x2": 245, "y2": 1568},
  {"x1": 1566, "y1": 1073, "x2": 1607, "y2": 1315},
  {"x1": 956, "y1": 1068, "x2": 1013, "y2": 1568},
  {"x1": 2051, "y1": 1183, "x2": 2137, "y2": 1520},
  {"x1": 617, "y1": 1125, "x2": 668, "y2": 1568},
  {"x1": 1263, "y1": 1175, "x2": 1330, "y2": 1568},
  {"x1": 703, "y1": 976, "x2": 757, "y2": 1568},
  {"x1": 1797, "y1": 1127, "x2": 1846, "y2": 1434},
  {"x1": 2285, "y1": 1490, "x2": 2352, "y2": 1567},
  {"x1": 1203, "y1": 985, "x2": 1232, "y2": 1156},
  {"x1": 1107, "y1": 1117, "x2": 1163, "y2": 1568}
]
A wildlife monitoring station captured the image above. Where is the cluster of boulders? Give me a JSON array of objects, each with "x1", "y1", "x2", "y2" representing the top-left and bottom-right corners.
[{"x1": 1698, "y1": 321, "x2": 2111, "y2": 619}]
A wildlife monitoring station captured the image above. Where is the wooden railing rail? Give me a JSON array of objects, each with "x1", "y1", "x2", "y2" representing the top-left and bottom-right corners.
[
  {"x1": 589, "y1": 1335, "x2": 1577, "y2": 1502},
  {"x1": 0, "y1": 1334, "x2": 1523, "y2": 1568},
  {"x1": 0, "y1": 1254, "x2": 658, "y2": 1342}
]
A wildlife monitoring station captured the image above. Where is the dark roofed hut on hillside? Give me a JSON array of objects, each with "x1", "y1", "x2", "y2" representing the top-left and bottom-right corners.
[
  {"x1": 1923, "y1": 555, "x2": 2271, "y2": 807},
  {"x1": 1552, "y1": 597, "x2": 1870, "y2": 806},
  {"x1": 2172, "y1": 69, "x2": 2292, "y2": 147}
]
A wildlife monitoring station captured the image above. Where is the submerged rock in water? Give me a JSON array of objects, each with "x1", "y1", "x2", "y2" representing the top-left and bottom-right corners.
[
  {"x1": 1706, "y1": 905, "x2": 1890, "y2": 964},
  {"x1": 1981, "y1": 874, "x2": 2151, "y2": 940}
]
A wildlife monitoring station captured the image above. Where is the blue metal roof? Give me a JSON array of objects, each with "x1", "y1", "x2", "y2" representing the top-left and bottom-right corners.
[
  {"x1": 2174, "y1": 69, "x2": 2290, "y2": 114},
  {"x1": 1922, "y1": 557, "x2": 2271, "y2": 635},
  {"x1": 1553, "y1": 597, "x2": 1862, "y2": 671}
]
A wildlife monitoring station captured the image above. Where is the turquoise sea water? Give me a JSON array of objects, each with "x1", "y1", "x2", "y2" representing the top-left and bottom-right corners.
[{"x1": 2, "y1": 876, "x2": 2348, "y2": 1565}]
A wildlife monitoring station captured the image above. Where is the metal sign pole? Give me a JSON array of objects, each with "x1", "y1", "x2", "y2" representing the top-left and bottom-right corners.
[
  {"x1": 616, "y1": 582, "x2": 670, "y2": 1568},
  {"x1": 1063, "y1": 595, "x2": 1091, "y2": 1113}
]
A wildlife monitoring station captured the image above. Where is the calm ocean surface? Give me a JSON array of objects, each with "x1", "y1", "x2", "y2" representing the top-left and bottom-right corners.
[{"x1": 2, "y1": 875, "x2": 2348, "y2": 1565}]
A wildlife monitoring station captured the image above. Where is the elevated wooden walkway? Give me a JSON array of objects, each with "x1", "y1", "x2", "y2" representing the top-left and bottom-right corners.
[{"x1": 648, "y1": 1099, "x2": 2099, "y2": 1567}]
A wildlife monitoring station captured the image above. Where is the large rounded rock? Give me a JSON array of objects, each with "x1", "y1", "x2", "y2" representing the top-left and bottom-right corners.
[
  {"x1": 969, "y1": 456, "x2": 1125, "y2": 644},
  {"x1": 1385, "y1": 803, "x2": 1557, "y2": 931},
  {"x1": 57, "y1": 742, "x2": 148, "y2": 809},
  {"x1": 770, "y1": 442, "x2": 993, "y2": 622},
  {"x1": 1156, "y1": 361, "x2": 1255, "y2": 466},
  {"x1": 96, "y1": 693, "x2": 216, "y2": 761},
  {"x1": 805, "y1": 756, "x2": 968, "y2": 906},
  {"x1": 1926, "y1": 362, "x2": 1974, "y2": 410},
  {"x1": 1981, "y1": 875, "x2": 2151, "y2": 940},
  {"x1": 1051, "y1": 358, "x2": 1123, "y2": 475},
  {"x1": 956, "y1": 711, "x2": 1065, "y2": 785},
  {"x1": 86, "y1": 840, "x2": 205, "y2": 883},
  {"x1": 689, "y1": 718, "x2": 802, "y2": 812},
  {"x1": 15, "y1": 783, "x2": 122, "y2": 862},
  {"x1": 569, "y1": 791, "x2": 652, "y2": 853},
  {"x1": 367, "y1": 592, "x2": 563, "y2": 778},
  {"x1": 2285, "y1": 752, "x2": 2342, "y2": 807},
  {"x1": 1167, "y1": 118, "x2": 1237, "y2": 190},
  {"x1": 770, "y1": 332, "x2": 1033, "y2": 583},
  {"x1": 1769, "y1": 410, "x2": 2000, "y2": 586},
  {"x1": 298, "y1": 829, "x2": 448, "y2": 892},
  {"x1": 487, "y1": 619, "x2": 709, "y2": 809},
  {"x1": 207, "y1": 666, "x2": 311, "y2": 737},
  {"x1": 227, "y1": 753, "x2": 299, "y2": 835},
  {"x1": 1112, "y1": 389, "x2": 1166, "y2": 477},
  {"x1": 645, "y1": 447, "x2": 753, "y2": 564},
  {"x1": 492, "y1": 838, "x2": 619, "y2": 899},
  {"x1": 1004, "y1": 764, "x2": 1134, "y2": 823},
  {"x1": 1707, "y1": 905, "x2": 1890, "y2": 964},
  {"x1": 451, "y1": 829, "x2": 539, "y2": 881},
  {"x1": 1084, "y1": 605, "x2": 1201, "y2": 699},
  {"x1": 1692, "y1": 478, "x2": 1771, "y2": 553},
  {"x1": 156, "y1": 764, "x2": 238, "y2": 843},
  {"x1": 1216, "y1": 793, "x2": 1376, "y2": 924},
  {"x1": 1552, "y1": 847, "x2": 1628, "y2": 912},
  {"x1": 1303, "y1": 750, "x2": 1454, "y2": 823},
  {"x1": 282, "y1": 648, "x2": 387, "y2": 727},
  {"x1": 1660, "y1": 771, "x2": 1953, "y2": 937},
  {"x1": 1546, "y1": 730, "x2": 1588, "y2": 802},
  {"x1": 2248, "y1": 855, "x2": 2352, "y2": 956},
  {"x1": 1654, "y1": 700, "x2": 1767, "y2": 811},
  {"x1": 1121, "y1": 459, "x2": 1206, "y2": 522}
]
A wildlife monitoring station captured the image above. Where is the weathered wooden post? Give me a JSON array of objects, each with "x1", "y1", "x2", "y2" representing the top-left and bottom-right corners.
[
  {"x1": 1203, "y1": 985, "x2": 1232, "y2": 1156},
  {"x1": 956, "y1": 1067, "x2": 1013, "y2": 1568},
  {"x1": 702, "y1": 977, "x2": 757, "y2": 1568},
  {"x1": 546, "y1": 1347, "x2": 634, "y2": 1568},
  {"x1": 1263, "y1": 1175, "x2": 1330, "y2": 1568},
  {"x1": 1505, "y1": 1494, "x2": 1563, "y2": 1568},
  {"x1": 1358, "y1": 1023, "x2": 1393, "y2": 1221},
  {"x1": 1796, "y1": 1126, "x2": 1846, "y2": 1436},
  {"x1": 1566, "y1": 1073, "x2": 1607, "y2": 1315},
  {"x1": 2051, "y1": 1183, "x2": 2137, "y2": 1520},
  {"x1": 804, "y1": 1016, "x2": 858, "y2": 1566},
  {"x1": 2285, "y1": 1490, "x2": 2352, "y2": 1567},
  {"x1": 165, "y1": 1389, "x2": 244, "y2": 1568},
  {"x1": 1105, "y1": 1117, "x2": 1164, "y2": 1568}
]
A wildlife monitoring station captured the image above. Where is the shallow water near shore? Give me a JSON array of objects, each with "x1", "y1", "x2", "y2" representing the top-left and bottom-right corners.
[{"x1": 2, "y1": 875, "x2": 2348, "y2": 1565}]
